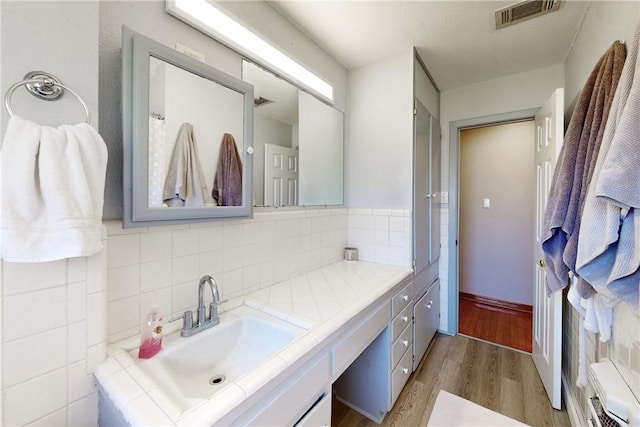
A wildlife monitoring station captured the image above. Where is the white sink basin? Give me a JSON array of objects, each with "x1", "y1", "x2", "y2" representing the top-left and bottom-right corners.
[{"x1": 132, "y1": 305, "x2": 307, "y2": 409}]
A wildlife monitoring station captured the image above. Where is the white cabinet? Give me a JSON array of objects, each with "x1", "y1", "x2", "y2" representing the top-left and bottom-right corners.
[
  {"x1": 229, "y1": 354, "x2": 330, "y2": 426},
  {"x1": 413, "y1": 279, "x2": 440, "y2": 371},
  {"x1": 333, "y1": 281, "x2": 413, "y2": 423}
]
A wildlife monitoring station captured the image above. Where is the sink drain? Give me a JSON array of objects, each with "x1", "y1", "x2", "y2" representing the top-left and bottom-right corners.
[{"x1": 209, "y1": 374, "x2": 226, "y2": 386}]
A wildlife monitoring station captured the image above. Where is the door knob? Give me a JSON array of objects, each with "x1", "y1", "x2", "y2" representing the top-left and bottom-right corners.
[{"x1": 539, "y1": 259, "x2": 546, "y2": 268}]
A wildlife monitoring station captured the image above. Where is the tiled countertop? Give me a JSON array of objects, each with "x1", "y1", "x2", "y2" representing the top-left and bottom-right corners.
[{"x1": 95, "y1": 261, "x2": 413, "y2": 426}]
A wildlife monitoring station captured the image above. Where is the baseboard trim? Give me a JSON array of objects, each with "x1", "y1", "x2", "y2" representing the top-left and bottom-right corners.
[{"x1": 459, "y1": 292, "x2": 532, "y2": 314}]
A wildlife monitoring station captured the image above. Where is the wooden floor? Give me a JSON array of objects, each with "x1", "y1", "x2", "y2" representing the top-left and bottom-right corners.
[
  {"x1": 458, "y1": 297, "x2": 533, "y2": 353},
  {"x1": 332, "y1": 333, "x2": 570, "y2": 427}
]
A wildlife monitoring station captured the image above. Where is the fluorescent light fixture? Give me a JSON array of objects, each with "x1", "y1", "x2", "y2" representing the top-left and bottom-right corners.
[{"x1": 166, "y1": 0, "x2": 334, "y2": 102}]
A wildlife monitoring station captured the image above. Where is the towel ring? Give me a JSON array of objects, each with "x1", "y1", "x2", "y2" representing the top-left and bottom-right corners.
[{"x1": 4, "y1": 71, "x2": 91, "y2": 124}]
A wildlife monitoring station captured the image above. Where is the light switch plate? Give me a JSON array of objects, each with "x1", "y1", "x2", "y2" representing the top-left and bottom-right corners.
[
  {"x1": 483, "y1": 198, "x2": 491, "y2": 208},
  {"x1": 440, "y1": 192, "x2": 449, "y2": 204}
]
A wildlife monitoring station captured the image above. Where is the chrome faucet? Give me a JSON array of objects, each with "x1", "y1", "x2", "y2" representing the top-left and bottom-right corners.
[{"x1": 178, "y1": 275, "x2": 224, "y2": 337}]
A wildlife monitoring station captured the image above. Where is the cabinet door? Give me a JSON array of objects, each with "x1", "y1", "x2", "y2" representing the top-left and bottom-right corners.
[
  {"x1": 429, "y1": 116, "x2": 441, "y2": 264},
  {"x1": 413, "y1": 279, "x2": 440, "y2": 371},
  {"x1": 414, "y1": 100, "x2": 431, "y2": 274}
]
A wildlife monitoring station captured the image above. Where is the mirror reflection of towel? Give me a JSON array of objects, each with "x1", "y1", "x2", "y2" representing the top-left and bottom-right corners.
[
  {"x1": 162, "y1": 122, "x2": 211, "y2": 207},
  {"x1": 212, "y1": 133, "x2": 242, "y2": 206}
]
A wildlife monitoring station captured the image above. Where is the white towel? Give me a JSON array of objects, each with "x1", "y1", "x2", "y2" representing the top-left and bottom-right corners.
[
  {"x1": 0, "y1": 117, "x2": 108, "y2": 262},
  {"x1": 576, "y1": 20, "x2": 640, "y2": 308}
]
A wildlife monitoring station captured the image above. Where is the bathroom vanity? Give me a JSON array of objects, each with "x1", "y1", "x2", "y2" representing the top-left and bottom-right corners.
[{"x1": 95, "y1": 261, "x2": 429, "y2": 426}]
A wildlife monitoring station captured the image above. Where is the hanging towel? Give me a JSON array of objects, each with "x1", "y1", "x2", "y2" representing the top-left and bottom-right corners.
[
  {"x1": 541, "y1": 40, "x2": 626, "y2": 295},
  {"x1": 162, "y1": 122, "x2": 212, "y2": 207},
  {"x1": 577, "y1": 21, "x2": 640, "y2": 309},
  {"x1": 0, "y1": 117, "x2": 108, "y2": 262},
  {"x1": 212, "y1": 133, "x2": 242, "y2": 206}
]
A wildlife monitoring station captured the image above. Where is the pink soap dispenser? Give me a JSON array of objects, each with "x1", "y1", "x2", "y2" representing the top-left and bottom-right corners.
[{"x1": 138, "y1": 302, "x2": 163, "y2": 359}]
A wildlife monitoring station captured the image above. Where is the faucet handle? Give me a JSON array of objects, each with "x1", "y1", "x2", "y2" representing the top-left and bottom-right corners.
[
  {"x1": 183, "y1": 310, "x2": 193, "y2": 329},
  {"x1": 169, "y1": 310, "x2": 194, "y2": 330}
]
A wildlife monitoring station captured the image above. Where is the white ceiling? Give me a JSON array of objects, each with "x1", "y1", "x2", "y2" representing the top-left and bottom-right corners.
[{"x1": 269, "y1": 0, "x2": 591, "y2": 91}]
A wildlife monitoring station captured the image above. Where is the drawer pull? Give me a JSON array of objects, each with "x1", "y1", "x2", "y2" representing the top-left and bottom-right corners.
[
  {"x1": 425, "y1": 300, "x2": 433, "y2": 309},
  {"x1": 402, "y1": 315, "x2": 408, "y2": 322},
  {"x1": 402, "y1": 295, "x2": 409, "y2": 301},
  {"x1": 402, "y1": 367, "x2": 409, "y2": 374},
  {"x1": 402, "y1": 340, "x2": 409, "y2": 347}
]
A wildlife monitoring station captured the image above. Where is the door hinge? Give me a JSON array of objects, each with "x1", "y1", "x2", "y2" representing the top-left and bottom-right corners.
[{"x1": 413, "y1": 108, "x2": 417, "y2": 116}]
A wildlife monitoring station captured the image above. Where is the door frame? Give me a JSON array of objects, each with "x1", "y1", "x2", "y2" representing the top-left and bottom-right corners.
[{"x1": 447, "y1": 108, "x2": 539, "y2": 334}]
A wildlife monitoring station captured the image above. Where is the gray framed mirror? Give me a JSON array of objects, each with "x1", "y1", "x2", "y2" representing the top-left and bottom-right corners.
[
  {"x1": 122, "y1": 27, "x2": 254, "y2": 227},
  {"x1": 242, "y1": 61, "x2": 344, "y2": 207}
]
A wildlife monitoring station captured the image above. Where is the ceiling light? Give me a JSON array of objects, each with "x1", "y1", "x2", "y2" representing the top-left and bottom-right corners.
[{"x1": 166, "y1": 0, "x2": 334, "y2": 102}]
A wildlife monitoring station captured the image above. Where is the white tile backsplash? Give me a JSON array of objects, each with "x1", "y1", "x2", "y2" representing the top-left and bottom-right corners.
[
  {"x1": 3, "y1": 368, "x2": 67, "y2": 426},
  {"x1": 3, "y1": 286, "x2": 67, "y2": 341},
  {"x1": 347, "y1": 208, "x2": 412, "y2": 268}
]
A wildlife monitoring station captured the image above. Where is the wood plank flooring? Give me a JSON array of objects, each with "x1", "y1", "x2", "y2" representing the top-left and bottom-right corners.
[
  {"x1": 332, "y1": 333, "x2": 570, "y2": 427},
  {"x1": 459, "y1": 296, "x2": 533, "y2": 353}
]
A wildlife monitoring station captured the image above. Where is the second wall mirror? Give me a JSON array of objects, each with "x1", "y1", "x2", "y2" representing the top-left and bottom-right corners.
[{"x1": 242, "y1": 61, "x2": 344, "y2": 208}]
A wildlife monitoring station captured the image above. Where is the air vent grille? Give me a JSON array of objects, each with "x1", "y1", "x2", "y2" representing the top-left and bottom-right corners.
[{"x1": 495, "y1": 0, "x2": 561, "y2": 29}]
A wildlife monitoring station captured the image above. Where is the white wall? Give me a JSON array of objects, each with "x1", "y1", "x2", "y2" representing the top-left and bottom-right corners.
[{"x1": 346, "y1": 50, "x2": 415, "y2": 209}]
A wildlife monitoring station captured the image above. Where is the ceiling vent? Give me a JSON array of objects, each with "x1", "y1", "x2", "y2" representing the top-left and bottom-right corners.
[
  {"x1": 254, "y1": 96, "x2": 273, "y2": 107},
  {"x1": 495, "y1": 0, "x2": 561, "y2": 30}
]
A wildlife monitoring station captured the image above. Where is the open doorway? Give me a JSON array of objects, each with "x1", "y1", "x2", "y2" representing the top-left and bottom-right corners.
[{"x1": 457, "y1": 120, "x2": 534, "y2": 352}]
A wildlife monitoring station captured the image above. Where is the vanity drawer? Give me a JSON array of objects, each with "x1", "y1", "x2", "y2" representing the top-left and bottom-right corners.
[
  {"x1": 391, "y1": 324, "x2": 412, "y2": 368},
  {"x1": 391, "y1": 347, "x2": 412, "y2": 406},
  {"x1": 391, "y1": 303, "x2": 412, "y2": 342},
  {"x1": 391, "y1": 283, "x2": 412, "y2": 316},
  {"x1": 333, "y1": 301, "x2": 390, "y2": 378},
  {"x1": 295, "y1": 387, "x2": 331, "y2": 427}
]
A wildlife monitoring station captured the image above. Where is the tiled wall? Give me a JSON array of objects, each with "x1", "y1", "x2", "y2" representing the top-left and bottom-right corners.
[
  {"x1": 0, "y1": 245, "x2": 107, "y2": 426},
  {"x1": 562, "y1": 298, "x2": 640, "y2": 424},
  {"x1": 346, "y1": 208, "x2": 412, "y2": 267},
  {"x1": 105, "y1": 208, "x2": 348, "y2": 344},
  {"x1": 105, "y1": 207, "x2": 420, "y2": 345}
]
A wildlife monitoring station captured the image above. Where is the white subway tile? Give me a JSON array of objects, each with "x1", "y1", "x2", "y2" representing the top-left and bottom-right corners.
[
  {"x1": 3, "y1": 368, "x2": 67, "y2": 426},
  {"x1": 171, "y1": 281, "x2": 197, "y2": 315},
  {"x1": 223, "y1": 269, "x2": 244, "y2": 299},
  {"x1": 108, "y1": 234, "x2": 140, "y2": 268},
  {"x1": 140, "y1": 259, "x2": 172, "y2": 292},
  {"x1": 243, "y1": 264, "x2": 260, "y2": 291},
  {"x1": 67, "y1": 257, "x2": 87, "y2": 284},
  {"x1": 223, "y1": 223, "x2": 244, "y2": 249},
  {"x1": 87, "y1": 290, "x2": 107, "y2": 346},
  {"x1": 68, "y1": 321, "x2": 87, "y2": 363},
  {"x1": 199, "y1": 225, "x2": 224, "y2": 252},
  {"x1": 107, "y1": 265, "x2": 140, "y2": 301},
  {"x1": 68, "y1": 281, "x2": 87, "y2": 323},
  {"x1": 4, "y1": 286, "x2": 66, "y2": 341},
  {"x1": 243, "y1": 243, "x2": 261, "y2": 267},
  {"x1": 2, "y1": 260, "x2": 67, "y2": 296},
  {"x1": 171, "y1": 255, "x2": 199, "y2": 285},
  {"x1": 106, "y1": 296, "x2": 137, "y2": 339},
  {"x1": 223, "y1": 247, "x2": 243, "y2": 272},
  {"x1": 3, "y1": 327, "x2": 67, "y2": 387},
  {"x1": 87, "y1": 246, "x2": 107, "y2": 294},
  {"x1": 68, "y1": 393, "x2": 98, "y2": 427},
  {"x1": 172, "y1": 228, "x2": 201, "y2": 257},
  {"x1": 86, "y1": 342, "x2": 107, "y2": 373},
  {"x1": 243, "y1": 221, "x2": 261, "y2": 245},
  {"x1": 139, "y1": 230, "x2": 172, "y2": 262},
  {"x1": 68, "y1": 360, "x2": 96, "y2": 402},
  {"x1": 199, "y1": 250, "x2": 224, "y2": 278},
  {"x1": 26, "y1": 408, "x2": 66, "y2": 427}
]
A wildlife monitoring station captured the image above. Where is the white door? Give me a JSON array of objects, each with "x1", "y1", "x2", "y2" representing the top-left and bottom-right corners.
[
  {"x1": 533, "y1": 88, "x2": 564, "y2": 410},
  {"x1": 264, "y1": 143, "x2": 298, "y2": 207}
]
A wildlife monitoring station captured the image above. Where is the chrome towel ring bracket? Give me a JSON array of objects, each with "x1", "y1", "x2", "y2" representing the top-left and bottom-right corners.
[{"x1": 4, "y1": 71, "x2": 91, "y2": 124}]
